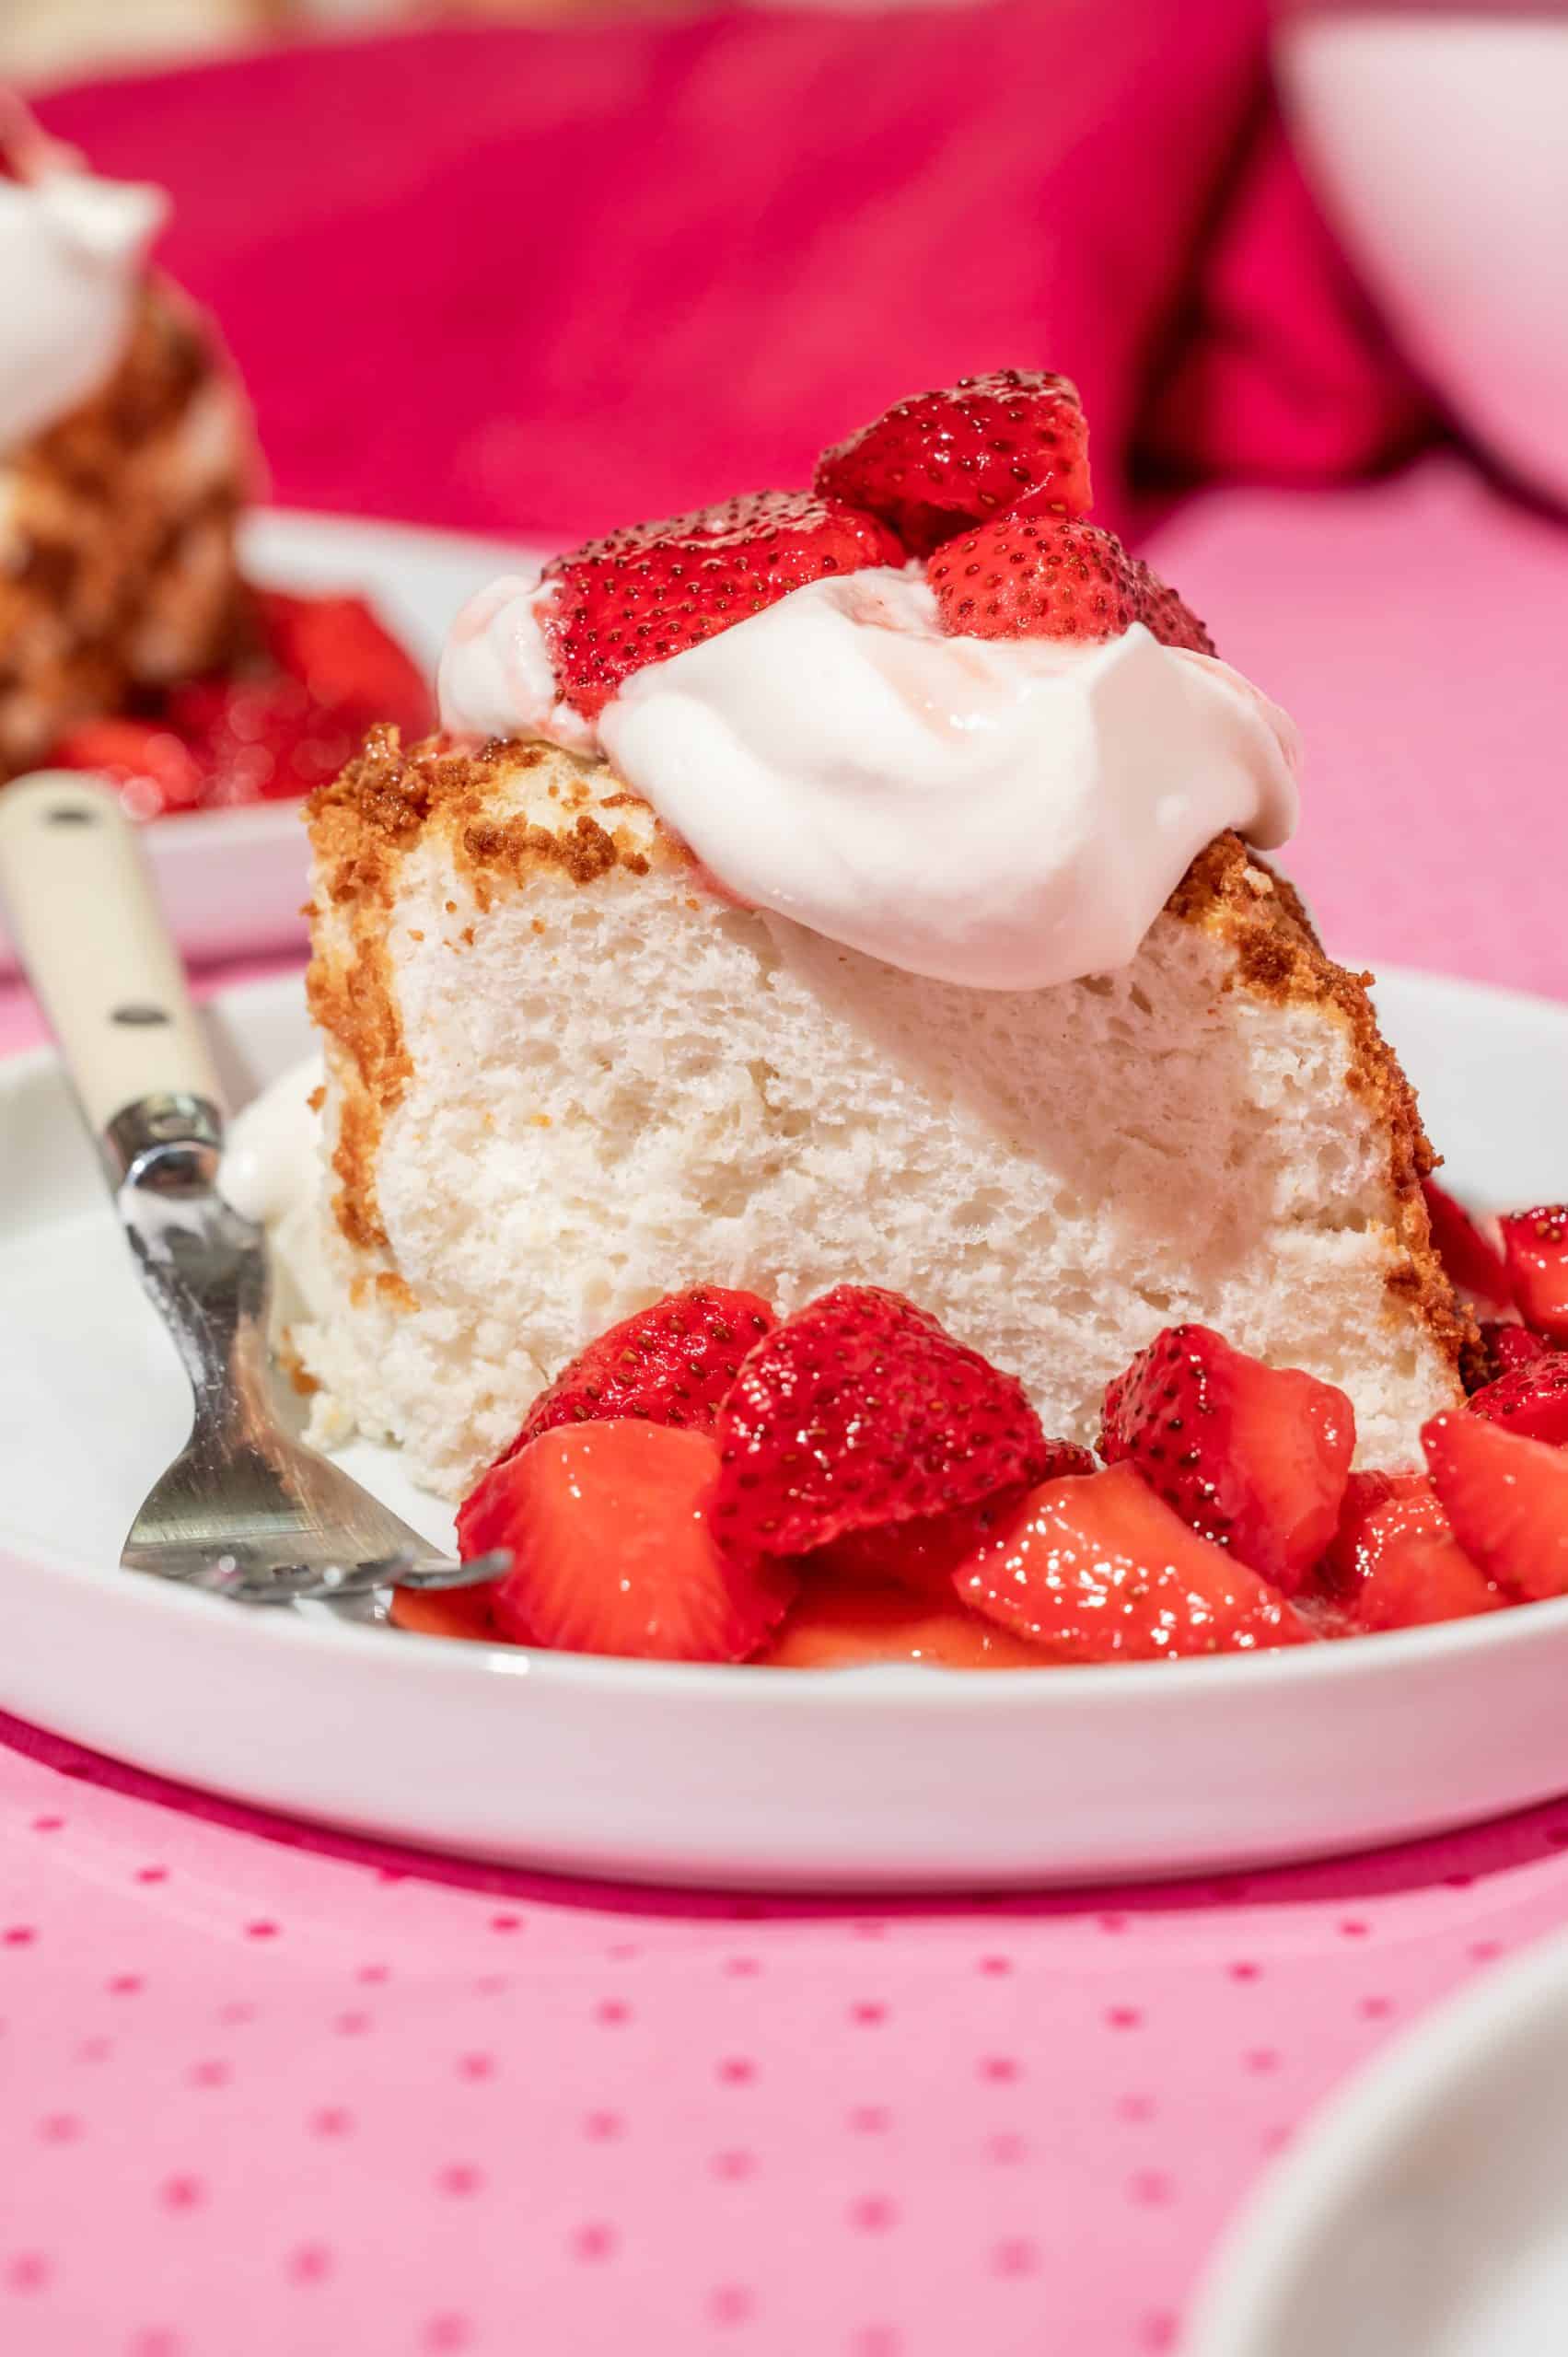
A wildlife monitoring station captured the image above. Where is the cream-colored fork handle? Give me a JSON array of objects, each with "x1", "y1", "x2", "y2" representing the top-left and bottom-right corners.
[{"x1": 0, "y1": 772, "x2": 221, "y2": 1135}]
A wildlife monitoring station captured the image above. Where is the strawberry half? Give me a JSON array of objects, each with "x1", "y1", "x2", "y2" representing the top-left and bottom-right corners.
[
  {"x1": 953, "y1": 1463, "x2": 1315, "y2": 1662},
  {"x1": 801, "y1": 1452, "x2": 1092, "y2": 1600},
  {"x1": 1098, "y1": 1324, "x2": 1355, "y2": 1594},
  {"x1": 1422, "y1": 1178, "x2": 1512, "y2": 1311},
  {"x1": 1423, "y1": 1409, "x2": 1568, "y2": 1603},
  {"x1": 458, "y1": 1422, "x2": 796, "y2": 1661},
  {"x1": 1500, "y1": 1207, "x2": 1568, "y2": 1342},
  {"x1": 760, "y1": 1578, "x2": 1047, "y2": 1669},
  {"x1": 712, "y1": 1284, "x2": 1050, "y2": 1559},
  {"x1": 539, "y1": 491, "x2": 902, "y2": 718},
  {"x1": 1468, "y1": 1351, "x2": 1568, "y2": 1446},
  {"x1": 1318, "y1": 1469, "x2": 1499, "y2": 1633},
  {"x1": 813, "y1": 370, "x2": 1092, "y2": 557},
  {"x1": 925, "y1": 515, "x2": 1215, "y2": 654},
  {"x1": 496, "y1": 1286, "x2": 776, "y2": 1465}
]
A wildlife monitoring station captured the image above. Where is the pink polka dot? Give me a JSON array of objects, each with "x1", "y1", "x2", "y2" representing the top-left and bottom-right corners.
[
  {"x1": 1443, "y1": 1872, "x2": 1475, "y2": 1888},
  {"x1": 605, "y1": 1942, "x2": 640, "y2": 1962},
  {"x1": 422, "y1": 2314, "x2": 473, "y2": 2352},
  {"x1": 977, "y1": 1954, "x2": 1013, "y2": 1976},
  {"x1": 129, "y1": 2331, "x2": 182, "y2": 2357},
  {"x1": 38, "y1": 2113, "x2": 81, "y2": 2144},
  {"x1": 335, "y1": 2011, "x2": 372, "y2": 2037},
  {"x1": 490, "y1": 1913, "x2": 524, "y2": 1933},
  {"x1": 436, "y1": 2164, "x2": 484, "y2": 2199},
  {"x1": 717, "y1": 2057, "x2": 756, "y2": 2085},
  {"x1": 852, "y1": 1921, "x2": 889, "y2": 1940},
  {"x1": 1117, "y1": 2095, "x2": 1157, "y2": 2124},
  {"x1": 287, "y1": 2243, "x2": 332, "y2": 2285},
  {"x1": 244, "y1": 1921, "x2": 279, "y2": 1941},
  {"x1": 77, "y1": 2038, "x2": 112, "y2": 2064},
  {"x1": 1339, "y1": 1920, "x2": 1370, "y2": 1939},
  {"x1": 850, "y1": 2002, "x2": 888, "y2": 2027},
  {"x1": 848, "y1": 2195, "x2": 898, "y2": 2235},
  {"x1": 159, "y1": 2176, "x2": 204, "y2": 2212},
  {"x1": 376, "y1": 1867, "x2": 408, "y2": 1885},
  {"x1": 217, "y1": 2003, "x2": 255, "y2": 2027},
  {"x1": 4, "y1": 2252, "x2": 50, "y2": 2293},
  {"x1": 134, "y1": 1867, "x2": 168, "y2": 1886},
  {"x1": 992, "y1": 2236, "x2": 1040, "y2": 2278},
  {"x1": 594, "y1": 2000, "x2": 631, "y2": 2027},
  {"x1": 1142, "y1": 2311, "x2": 1180, "y2": 2351},
  {"x1": 310, "y1": 2107, "x2": 353, "y2": 2139},
  {"x1": 1098, "y1": 1912, "x2": 1129, "y2": 1933},
  {"x1": 570, "y1": 2223, "x2": 618, "y2": 2263},
  {"x1": 1260, "y1": 2123, "x2": 1294, "y2": 2156},
  {"x1": 472, "y1": 1974, "x2": 509, "y2": 1996},
  {"x1": 1245, "y1": 2049, "x2": 1280, "y2": 2074},
  {"x1": 1129, "y1": 2169, "x2": 1173, "y2": 2207},
  {"x1": 708, "y1": 2283, "x2": 754, "y2": 2326},
  {"x1": 189, "y1": 2061, "x2": 230, "y2": 2089},
  {"x1": 979, "y1": 2055, "x2": 1021, "y2": 2084},
  {"x1": 459, "y1": 2053, "x2": 496, "y2": 2083},
  {"x1": 854, "y1": 2329, "x2": 901, "y2": 2357},
  {"x1": 355, "y1": 1964, "x2": 389, "y2": 1986},
  {"x1": 1359, "y1": 1996, "x2": 1393, "y2": 2020},
  {"x1": 1228, "y1": 1961, "x2": 1260, "y2": 1982},
  {"x1": 712, "y1": 2149, "x2": 757, "y2": 2182},
  {"x1": 987, "y1": 2131, "x2": 1028, "y2": 2165},
  {"x1": 723, "y1": 1956, "x2": 761, "y2": 1979},
  {"x1": 1470, "y1": 1940, "x2": 1504, "y2": 1964},
  {"x1": 108, "y1": 1975, "x2": 143, "y2": 1996},
  {"x1": 582, "y1": 2110, "x2": 622, "y2": 2142},
  {"x1": 3, "y1": 1926, "x2": 37, "y2": 1947},
  {"x1": 1107, "y1": 2005, "x2": 1143, "y2": 2030},
  {"x1": 30, "y1": 1817, "x2": 64, "y2": 1834},
  {"x1": 849, "y1": 2105, "x2": 890, "y2": 2135}
]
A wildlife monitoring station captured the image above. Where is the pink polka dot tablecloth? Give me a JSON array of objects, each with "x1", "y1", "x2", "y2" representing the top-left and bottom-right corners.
[{"x1": 3, "y1": 455, "x2": 1568, "y2": 2356}]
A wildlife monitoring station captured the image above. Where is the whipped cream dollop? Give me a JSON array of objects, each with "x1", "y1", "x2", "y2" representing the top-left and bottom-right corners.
[
  {"x1": 439, "y1": 565, "x2": 1300, "y2": 992},
  {"x1": 0, "y1": 157, "x2": 166, "y2": 452}
]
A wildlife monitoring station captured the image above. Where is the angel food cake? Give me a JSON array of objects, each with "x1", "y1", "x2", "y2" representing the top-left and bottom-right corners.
[{"x1": 273, "y1": 369, "x2": 1468, "y2": 1561}]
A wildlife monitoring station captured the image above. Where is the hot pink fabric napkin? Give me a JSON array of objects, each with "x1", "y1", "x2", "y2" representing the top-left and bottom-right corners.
[{"x1": 37, "y1": 6, "x2": 1429, "y2": 552}]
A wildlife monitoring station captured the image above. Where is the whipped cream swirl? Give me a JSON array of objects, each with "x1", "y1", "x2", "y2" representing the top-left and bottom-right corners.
[
  {"x1": 0, "y1": 152, "x2": 166, "y2": 453},
  {"x1": 439, "y1": 564, "x2": 1300, "y2": 992}
]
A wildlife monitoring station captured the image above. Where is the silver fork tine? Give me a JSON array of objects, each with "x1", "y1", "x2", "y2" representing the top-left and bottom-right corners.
[{"x1": 0, "y1": 776, "x2": 509, "y2": 1616}]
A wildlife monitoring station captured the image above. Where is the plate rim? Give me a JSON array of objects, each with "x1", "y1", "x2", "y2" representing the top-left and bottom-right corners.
[{"x1": 6, "y1": 962, "x2": 1568, "y2": 1710}]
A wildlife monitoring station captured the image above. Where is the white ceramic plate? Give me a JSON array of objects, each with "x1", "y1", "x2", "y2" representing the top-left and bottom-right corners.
[
  {"x1": 2, "y1": 966, "x2": 1568, "y2": 1891},
  {"x1": 1189, "y1": 1926, "x2": 1568, "y2": 2356},
  {"x1": 0, "y1": 509, "x2": 537, "y2": 976}
]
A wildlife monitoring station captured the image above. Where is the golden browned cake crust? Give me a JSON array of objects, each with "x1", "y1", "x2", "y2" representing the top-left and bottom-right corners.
[{"x1": 0, "y1": 276, "x2": 255, "y2": 779}]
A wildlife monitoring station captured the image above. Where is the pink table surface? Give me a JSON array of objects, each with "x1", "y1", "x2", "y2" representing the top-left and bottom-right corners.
[{"x1": 4, "y1": 456, "x2": 1568, "y2": 2357}]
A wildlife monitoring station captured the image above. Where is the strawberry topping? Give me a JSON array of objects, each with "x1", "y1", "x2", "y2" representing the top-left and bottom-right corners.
[
  {"x1": 538, "y1": 491, "x2": 902, "y2": 719},
  {"x1": 458, "y1": 1422, "x2": 796, "y2": 1662},
  {"x1": 925, "y1": 515, "x2": 1215, "y2": 653},
  {"x1": 813, "y1": 370, "x2": 1093, "y2": 557},
  {"x1": 1423, "y1": 1409, "x2": 1568, "y2": 1603},
  {"x1": 802, "y1": 1457, "x2": 1092, "y2": 1600},
  {"x1": 1098, "y1": 1324, "x2": 1355, "y2": 1594},
  {"x1": 496, "y1": 1286, "x2": 776, "y2": 1465},
  {"x1": 1477, "y1": 1321, "x2": 1548, "y2": 1381},
  {"x1": 953, "y1": 1463, "x2": 1315, "y2": 1662},
  {"x1": 1317, "y1": 1470, "x2": 1498, "y2": 1633},
  {"x1": 1468, "y1": 1351, "x2": 1568, "y2": 1446},
  {"x1": 712, "y1": 1284, "x2": 1050, "y2": 1559},
  {"x1": 760, "y1": 1578, "x2": 1048, "y2": 1669},
  {"x1": 1499, "y1": 1206, "x2": 1568, "y2": 1342},
  {"x1": 1422, "y1": 1178, "x2": 1513, "y2": 1310}
]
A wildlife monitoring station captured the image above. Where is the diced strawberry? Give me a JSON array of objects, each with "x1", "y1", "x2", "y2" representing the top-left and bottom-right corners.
[
  {"x1": 760, "y1": 1578, "x2": 1048, "y2": 1669},
  {"x1": 259, "y1": 590, "x2": 434, "y2": 737},
  {"x1": 496, "y1": 1287, "x2": 776, "y2": 1466},
  {"x1": 804, "y1": 1449, "x2": 1094, "y2": 1599},
  {"x1": 1098, "y1": 1324, "x2": 1355, "y2": 1594},
  {"x1": 1500, "y1": 1207, "x2": 1568, "y2": 1342},
  {"x1": 540, "y1": 491, "x2": 903, "y2": 718},
  {"x1": 925, "y1": 514, "x2": 1214, "y2": 653},
  {"x1": 953, "y1": 1463, "x2": 1315, "y2": 1663},
  {"x1": 458, "y1": 1422, "x2": 796, "y2": 1661},
  {"x1": 712, "y1": 1285, "x2": 1050, "y2": 1559},
  {"x1": 1469, "y1": 1351, "x2": 1568, "y2": 1446},
  {"x1": 389, "y1": 1582, "x2": 507, "y2": 1644},
  {"x1": 1478, "y1": 1321, "x2": 1547, "y2": 1380},
  {"x1": 1318, "y1": 1469, "x2": 1499, "y2": 1632},
  {"x1": 1422, "y1": 1178, "x2": 1512, "y2": 1310},
  {"x1": 1423, "y1": 1409, "x2": 1568, "y2": 1602},
  {"x1": 813, "y1": 370, "x2": 1093, "y2": 557},
  {"x1": 50, "y1": 718, "x2": 204, "y2": 818}
]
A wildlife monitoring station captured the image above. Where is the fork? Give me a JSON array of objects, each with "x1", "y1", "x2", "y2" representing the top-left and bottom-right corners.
[{"x1": 0, "y1": 772, "x2": 508, "y2": 1608}]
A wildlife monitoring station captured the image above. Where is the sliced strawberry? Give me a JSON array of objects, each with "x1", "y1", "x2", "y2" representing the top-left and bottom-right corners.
[
  {"x1": 50, "y1": 718, "x2": 204, "y2": 818},
  {"x1": 712, "y1": 1285, "x2": 1050, "y2": 1559},
  {"x1": 925, "y1": 514, "x2": 1214, "y2": 654},
  {"x1": 804, "y1": 1448, "x2": 1094, "y2": 1599},
  {"x1": 539, "y1": 491, "x2": 902, "y2": 718},
  {"x1": 458, "y1": 1422, "x2": 796, "y2": 1661},
  {"x1": 1422, "y1": 1178, "x2": 1512, "y2": 1310},
  {"x1": 953, "y1": 1463, "x2": 1315, "y2": 1663},
  {"x1": 1500, "y1": 1207, "x2": 1568, "y2": 1342},
  {"x1": 497, "y1": 1287, "x2": 776, "y2": 1466},
  {"x1": 813, "y1": 370, "x2": 1093, "y2": 557},
  {"x1": 1098, "y1": 1324, "x2": 1355, "y2": 1594},
  {"x1": 1469, "y1": 1350, "x2": 1568, "y2": 1446},
  {"x1": 1476, "y1": 1321, "x2": 1548, "y2": 1385},
  {"x1": 259, "y1": 590, "x2": 433, "y2": 737},
  {"x1": 1318, "y1": 1470, "x2": 1499, "y2": 1632},
  {"x1": 1423, "y1": 1409, "x2": 1568, "y2": 1602},
  {"x1": 760, "y1": 1579, "x2": 1048, "y2": 1669},
  {"x1": 389, "y1": 1582, "x2": 507, "y2": 1644}
]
